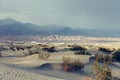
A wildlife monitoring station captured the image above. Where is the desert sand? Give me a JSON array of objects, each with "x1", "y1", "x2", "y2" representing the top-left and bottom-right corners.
[{"x1": 0, "y1": 40, "x2": 120, "y2": 80}]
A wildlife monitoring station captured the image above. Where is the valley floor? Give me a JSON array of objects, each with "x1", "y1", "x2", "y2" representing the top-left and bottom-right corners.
[{"x1": 0, "y1": 42, "x2": 120, "y2": 80}]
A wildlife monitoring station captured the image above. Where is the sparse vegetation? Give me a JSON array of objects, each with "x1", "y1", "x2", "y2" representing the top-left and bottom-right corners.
[
  {"x1": 74, "y1": 50, "x2": 91, "y2": 55},
  {"x1": 28, "y1": 49, "x2": 34, "y2": 55},
  {"x1": 16, "y1": 46, "x2": 25, "y2": 51},
  {"x1": 70, "y1": 45, "x2": 87, "y2": 51},
  {"x1": 0, "y1": 45, "x2": 9, "y2": 51},
  {"x1": 9, "y1": 45, "x2": 16, "y2": 51},
  {"x1": 0, "y1": 51, "x2": 1, "y2": 57},
  {"x1": 112, "y1": 51, "x2": 120, "y2": 62},
  {"x1": 98, "y1": 47, "x2": 112, "y2": 54},
  {"x1": 91, "y1": 56, "x2": 112, "y2": 80},
  {"x1": 42, "y1": 46, "x2": 57, "y2": 52},
  {"x1": 90, "y1": 53, "x2": 120, "y2": 80},
  {"x1": 38, "y1": 52, "x2": 50, "y2": 60},
  {"x1": 95, "y1": 53, "x2": 112, "y2": 63},
  {"x1": 0, "y1": 41, "x2": 120, "y2": 80},
  {"x1": 62, "y1": 56, "x2": 84, "y2": 72}
]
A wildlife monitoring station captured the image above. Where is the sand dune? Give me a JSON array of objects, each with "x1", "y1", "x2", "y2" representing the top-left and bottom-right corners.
[
  {"x1": 0, "y1": 64, "x2": 64, "y2": 80},
  {"x1": 0, "y1": 41, "x2": 120, "y2": 80}
]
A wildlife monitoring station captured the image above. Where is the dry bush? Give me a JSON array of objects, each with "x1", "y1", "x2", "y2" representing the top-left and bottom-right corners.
[
  {"x1": 91, "y1": 56, "x2": 112, "y2": 80},
  {"x1": 62, "y1": 56, "x2": 72, "y2": 64},
  {"x1": 26, "y1": 45, "x2": 41, "y2": 56},
  {"x1": 90, "y1": 53, "x2": 120, "y2": 80},
  {"x1": 62, "y1": 56, "x2": 84, "y2": 72},
  {"x1": 95, "y1": 53, "x2": 112, "y2": 63},
  {"x1": 38, "y1": 52, "x2": 50, "y2": 60},
  {"x1": 68, "y1": 45, "x2": 73, "y2": 47}
]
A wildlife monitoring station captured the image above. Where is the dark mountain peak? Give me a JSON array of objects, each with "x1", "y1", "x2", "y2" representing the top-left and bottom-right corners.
[
  {"x1": 60, "y1": 27, "x2": 75, "y2": 33},
  {"x1": 1, "y1": 18, "x2": 19, "y2": 23},
  {"x1": 56, "y1": 27, "x2": 75, "y2": 35},
  {"x1": 62, "y1": 27, "x2": 73, "y2": 30}
]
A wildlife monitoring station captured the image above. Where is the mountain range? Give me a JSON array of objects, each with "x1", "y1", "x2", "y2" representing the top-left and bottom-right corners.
[{"x1": 0, "y1": 18, "x2": 120, "y2": 37}]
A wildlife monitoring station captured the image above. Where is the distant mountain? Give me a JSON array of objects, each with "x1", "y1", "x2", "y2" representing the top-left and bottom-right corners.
[
  {"x1": 0, "y1": 18, "x2": 18, "y2": 26},
  {"x1": 55, "y1": 27, "x2": 85, "y2": 35},
  {"x1": 41, "y1": 24, "x2": 67, "y2": 32},
  {"x1": 0, "y1": 18, "x2": 45, "y2": 35},
  {"x1": 83, "y1": 28, "x2": 120, "y2": 37},
  {"x1": 0, "y1": 18, "x2": 85, "y2": 36},
  {"x1": 0, "y1": 18, "x2": 120, "y2": 37}
]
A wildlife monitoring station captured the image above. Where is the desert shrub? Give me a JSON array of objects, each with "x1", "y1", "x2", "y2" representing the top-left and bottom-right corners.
[
  {"x1": 25, "y1": 46, "x2": 32, "y2": 50},
  {"x1": 16, "y1": 46, "x2": 24, "y2": 51},
  {"x1": 62, "y1": 56, "x2": 71, "y2": 64},
  {"x1": 112, "y1": 51, "x2": 120, "y2": 62},
  {"x1": 0, "y1": 46, "x2": 8, "y2": 51},
  {"x1": 16, "y1": 46, "x2": 20, "y2": 51},
  {"x1": 62, "y1": 57, "x2": 84, "y2": 72},
  {"x1": 74, "y1": 50, "x2": 91, "y2": 55},
  {"x1": 70, "y1": 45, "x2": 86, "y2": 51},
  {"x1": 42, "y1": 46, "x2": 56, "y2": 52},
  {"x1": 95, "y1": 53, "x2": 112, "y2": 63},
  {"x1": 23, "y1": 52, "x2": 28, "y2": 57},
  {"x1": 91, "y1": 60, "x2": 112, "y2": 80},
  {"x1": 9, "y1": 45, "x2": 16, "y2": 51},
  {"x1": 0, "y1": 51, "x2": 1, "y2": 57},
  {"x1": 38, "y1": 52, "x2": 50, "y2": 60},
  {"x1": 103, "y1": 55, "x2": 112, "y2": 63},
  {"x1": 95, "y1": 53, "x2": 104, "y2": 62},
  {"x1": 28, "y1": 49, "x2": 34, "y2": 55},
  {"x1": 24, "y1": 45, "x2": 41, "y2": 56},
  {"x1": 98, "y1": 47, "x2": 112, "y2": 54},
  {"x1": 89, "y1": 45, "x2": 93, "y2": 48},
  {"x1": 67, "y1": 45, "x2": 73, "y2": 47},
  {"x1": 27, "y1": 49, "x2": 38, "y2": 56}
]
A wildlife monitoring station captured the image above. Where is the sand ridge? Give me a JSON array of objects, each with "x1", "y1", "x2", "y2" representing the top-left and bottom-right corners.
[{"x1": 0, "y1": 64, "x2": 64, "y2": 80}]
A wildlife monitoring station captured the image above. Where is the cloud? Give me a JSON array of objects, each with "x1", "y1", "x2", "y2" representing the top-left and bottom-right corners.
[{"x1": 0, "y1": 0, "x2": 120, "y2": 28}]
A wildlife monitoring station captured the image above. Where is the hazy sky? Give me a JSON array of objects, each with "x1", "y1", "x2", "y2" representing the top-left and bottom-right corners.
[{"x1": 0, "y1": 0, "x2": 120, "y2": 28}]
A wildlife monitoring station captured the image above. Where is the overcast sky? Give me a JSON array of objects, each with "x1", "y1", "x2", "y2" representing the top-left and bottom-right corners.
[{"x1": 0, "y1": 0, "x2": 120, "y2": 28}]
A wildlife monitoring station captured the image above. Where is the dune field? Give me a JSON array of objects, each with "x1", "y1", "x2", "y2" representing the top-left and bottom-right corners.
[{"x1": 0, "y1": 39, "x2": 120, "y2": 80}]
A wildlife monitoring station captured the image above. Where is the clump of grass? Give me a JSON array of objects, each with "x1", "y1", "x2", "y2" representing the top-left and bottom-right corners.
[
  {"x1": 38, "y1": 52, "x2": 50, "y2": 60},
  {"x1": 62, "y1": 56, "x2": 84, "y2": 72}
]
